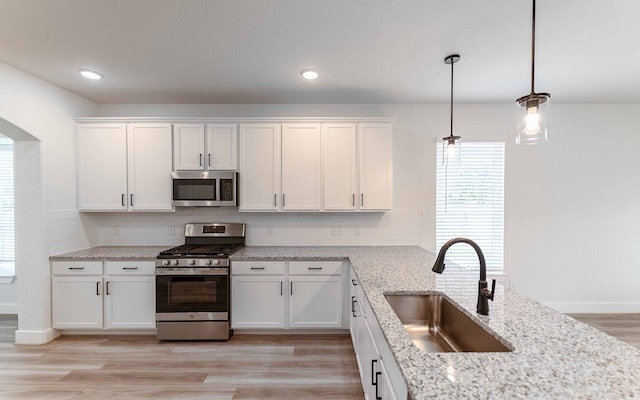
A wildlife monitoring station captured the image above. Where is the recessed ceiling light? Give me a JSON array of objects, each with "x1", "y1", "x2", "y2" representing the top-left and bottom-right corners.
[
  {"x1": 300, "y1": 69, "x2": 319, "y2": 80},
  {"x1": 79, "y1": 69, "x2": 103, "y2": 80}
]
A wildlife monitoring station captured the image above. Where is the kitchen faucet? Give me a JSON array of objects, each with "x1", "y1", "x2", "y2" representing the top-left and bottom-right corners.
[{"x1": 432, "y1": 237, "x2": 496, "y2": 315}]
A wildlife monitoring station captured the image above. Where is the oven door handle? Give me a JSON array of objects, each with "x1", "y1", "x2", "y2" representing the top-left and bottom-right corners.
[{"x1": 155, "y1": 268, "x2": 229, "y2": 276}]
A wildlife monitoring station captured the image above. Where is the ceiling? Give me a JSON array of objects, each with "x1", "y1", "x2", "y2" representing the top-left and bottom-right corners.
[{"x1": 1, "y1": 0, "x2": 639, "y2": 104}]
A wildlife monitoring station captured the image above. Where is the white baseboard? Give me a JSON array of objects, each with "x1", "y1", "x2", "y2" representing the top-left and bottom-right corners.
[
  {"x1": 544, "y1": 301, "x2": 640, "y2": 314},
  {"x1": 0, "y1": 304, "x2": 17, "y2": 314},
  {"x1": 15, "y1": 328, "x2": 60, "y2": 345}
]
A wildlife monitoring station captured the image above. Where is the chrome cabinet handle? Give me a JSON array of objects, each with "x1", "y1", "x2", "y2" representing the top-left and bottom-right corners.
[
  {"x1": 274, "y1": 194, "x2": 277, "y2": 207},
  {"x1": 308, "y1": 267, "x2": 323, "y2": 270},
  {"x1": 361, "y1": 193, "x2": 364, "y2": 207},
  {"x1": 122, "y1": 267, "x2": 138, "y2": 270},
  {"x1": 130, "y1": 194, "x2": 134, "y2": 206},
  {"x1": 352, "y1": 194, "x2": 355, "y2": 206},
  {"x1": 250, "y1": 266, "x2": 265, "y2": 270},
  {"x1": 68, "y1": 267, "x2": 84, "y2": 270},
  {"x1": 280, "y1": 281, "x2": 283, "y2": 296},
  {"x1": 121, "y1": 194, "x2": 125, "y2": 207},
  {"x1": 290, "y1": 281, "x2": 293, "y2": 295},
  {"x1": 199, "y1": 154, "x2": 203, "y2": 166},
  {"x1": 282, "y1": 194, "x2": 286, "y2": 207},
  {"x1": 208, "y1": 154, "x2": 212, "y2": 167}
]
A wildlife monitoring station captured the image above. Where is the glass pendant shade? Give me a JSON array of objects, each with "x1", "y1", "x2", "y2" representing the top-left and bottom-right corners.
[
  {"x1": 516, "y1": 93, "x2": 550, "y2": 145},
  {"x1": 442, "y1": 135, "x2": 461, "y2": 164}
]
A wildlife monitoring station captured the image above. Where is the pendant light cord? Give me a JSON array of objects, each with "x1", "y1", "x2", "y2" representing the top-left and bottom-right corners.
[
  {"x1": 530, "y1": 0, "x2": 536, "y2": 94},
  {"x1": 450, "y1": 58, "x2": 454, "y2": 137}
]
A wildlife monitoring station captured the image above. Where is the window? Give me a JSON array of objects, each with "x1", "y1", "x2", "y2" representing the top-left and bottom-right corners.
[
  {"x1": 0, "y1": 135, "x2": 14, "y2": 276},
  {"x1": 436, "y1": 141, "x2": 505, "y2": 273}
]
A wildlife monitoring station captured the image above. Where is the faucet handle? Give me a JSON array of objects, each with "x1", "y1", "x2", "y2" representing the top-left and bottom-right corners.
[{"x1": 487, "y1": 279, "x2": 496, "y2": 301}]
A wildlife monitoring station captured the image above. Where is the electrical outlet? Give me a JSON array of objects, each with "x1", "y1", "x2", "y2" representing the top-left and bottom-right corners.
[
  {"x1": 267, "y1": 226, "x2": 275, "y2": 236},
  {"x1": 112, "y1": 226, "x2": 120, "y2": 235},
  {"x1": 332, "y1": 226, "x2": 341, "y2": 236},
  {"x1": 417, "y1": 206, "x2": 425, "y2": 216},
  {"x1": 354, "y1": 226, "x2": 361, "y2": 236},
  {"x1": 168, "y1": 226, "x2": 175, "y2": 235}
]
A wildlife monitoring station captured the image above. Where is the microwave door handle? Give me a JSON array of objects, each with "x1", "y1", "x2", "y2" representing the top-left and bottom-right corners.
[{"x1": 215, "y1": 177, "x2": 220, "y2": 202}]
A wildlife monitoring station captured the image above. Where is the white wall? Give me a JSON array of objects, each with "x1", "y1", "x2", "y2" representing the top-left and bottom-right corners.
[{"x1": 0, "y1": 62, "x2": 98, "y2": 343}]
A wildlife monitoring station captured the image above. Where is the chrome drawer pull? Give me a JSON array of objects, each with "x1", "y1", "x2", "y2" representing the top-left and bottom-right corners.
[
  {"x1": 122, "y1": 267, "x2": 138, "y2": 270},
  {"x1": 250, "y1": 267, "x2": 266, "y2": 270},
  {"x1": 308, "y1": 267, "x2": 323, "y2": 270},
  {"x1": 68, "y1": 267, "x2": 85, "y2": 270}
]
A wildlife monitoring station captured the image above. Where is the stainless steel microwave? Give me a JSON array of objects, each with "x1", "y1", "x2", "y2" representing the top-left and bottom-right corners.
[{"x1": 171, "y1": 171, "x2": 237, "y2": 207}]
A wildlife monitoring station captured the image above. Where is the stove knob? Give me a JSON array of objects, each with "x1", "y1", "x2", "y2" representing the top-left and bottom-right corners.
[
  {"x1": 171, "y1": 260, "x2": 179, "y2": 266},
  {"x1": 162, "y1": 260, "x2": 170, "y2": 266},
  {"x1": 205, "y1": 260, "x2": 212, "y2": 266},
  {"x1": 212, "y1": 259, "x2": 221, "y2": 266},
  {"x1": 188, "y1": 260, "x2": 196, "y2": 266}
]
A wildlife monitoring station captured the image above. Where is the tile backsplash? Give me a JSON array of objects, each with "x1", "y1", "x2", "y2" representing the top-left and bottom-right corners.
[{"x1": 78, "y1": 207, "x2": 420, "y2": 248}]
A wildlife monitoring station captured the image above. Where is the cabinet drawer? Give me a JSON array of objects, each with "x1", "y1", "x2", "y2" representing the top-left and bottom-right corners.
[
  {"x1": 232, "y1": 261, "x2": 285, "y2": 275},
  {"x1": 105, "y1": 261, "x2": 155, "y2": 275},
  {"x1": 52, "y1": 261, "x2": 103, "y2": 275},
  {"x1": 289, "y1": 261, "x2": 343, "y2": 275}
]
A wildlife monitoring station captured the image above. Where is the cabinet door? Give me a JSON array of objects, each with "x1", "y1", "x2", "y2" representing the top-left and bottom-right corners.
[
  {"x1": 231, "y1": 275, "x2": 285, "y2": 328},
  {"x1": 289, "y1": 275, "x2": 342, "y2": 328},
  {"x1": 281, "y1": 124, "x2": 322, "y2": 211},
  {"x1": 52, "y1": 276, "x2": 103, "y2": 329},
  {"x1": 358, "y1": 123, "x2": 393, "y2": 210},
  {"x1": 364, "y1": 318, "x2": 381, "y2": 400},
  {"x1": 173, "y1": 124, "x2": 205, "y2": 170},
  {"x1": 77, "y1": 123, "x2": 128, "y2": 211},
  {"x1": 104, "y1": 275, "x2": 156, "y2": 329},
  {"x1": 239, "y1": 124, "x2": 281, "y2": 211},
  {"x1": 207, "y1": 124, "x2": 237, "y2": 170},
  {"x1": 127, "y1": 123, "x2": 173, "y2": 211},
  {"x1": 323, "y1": 124, "x2": 357, "y2": 210}
]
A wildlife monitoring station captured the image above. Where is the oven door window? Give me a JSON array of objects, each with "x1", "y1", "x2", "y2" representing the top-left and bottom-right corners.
[
  {"x1": 156, "y1": 275, "x2": 228, "y2": 313},
  {"x1": 173, "y1": 179, "x2": 216, "y2": 201}
]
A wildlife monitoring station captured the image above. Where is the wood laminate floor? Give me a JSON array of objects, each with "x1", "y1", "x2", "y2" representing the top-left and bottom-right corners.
[
  {"x1": 569, "y1": 313, "x2": 640, "y2": 350},
  {"x1": 0, "y1": 321, "x2": 363, "y2": 399}
]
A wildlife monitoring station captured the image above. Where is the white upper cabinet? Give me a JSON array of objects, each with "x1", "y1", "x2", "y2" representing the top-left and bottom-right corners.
[
  {"x1": 322, "y1": 124, "x2": 357, "y2": 210},
  {"x1": 77, "y1": 123, "x2": 172, "y2": 212},
  {"x1": 173, "y1": 124, "x2": 205, "y2": 170},
  {"x1": 358, "y1": 123, "x2": 393, "y2": 210},
  {"x1": 173, "y1": 124, "x2": 237, "y2": 171},
  {"x1": 127, "y1": 123, "x2": 173, "y2": 211},
  {"x1": 207, "y1": 124, "x2": 238, "y2": 170},
  {"x1": 77, "y1": 123, "x2": 128, "y2": 211},
  {"x1": 281, "y1": 124, "x2": 322, "y2": 211},
  {"x1": 239, "y1": 124, "x2": 282, "y2": 211}
]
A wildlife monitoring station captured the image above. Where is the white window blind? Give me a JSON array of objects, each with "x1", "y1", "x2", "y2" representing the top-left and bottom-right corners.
[
  {"x1": 436, "y1": 141, "x2": 505, "y2": 273},
  {"x1": 0, "y1": 137, "x2": 15, "y2": 264}
]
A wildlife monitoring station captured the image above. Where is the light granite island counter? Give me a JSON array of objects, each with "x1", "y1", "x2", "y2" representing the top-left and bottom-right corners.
[{"x1": 232, "y1": 246, "x2": 640, "y2": 400}]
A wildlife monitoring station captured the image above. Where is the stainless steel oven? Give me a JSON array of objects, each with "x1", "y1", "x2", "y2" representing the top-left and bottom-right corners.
[
  {"x1": 156, "y1": 267, "x2": 230, "y2": 340},
  {"x1": 155, "y1": 222, "x2": 245, "y2": 340}
]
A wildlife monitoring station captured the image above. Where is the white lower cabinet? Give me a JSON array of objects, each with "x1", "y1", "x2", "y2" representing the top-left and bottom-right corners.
[
  {"x1": 231, "y1": 260, "x2": 344, "y2": 329},
  {"x1": 52, "y1": 261, "x2": 155, "y2": 330},
  {"x1": 350, "y1": 266, "x2": 407, "y2": 400}
]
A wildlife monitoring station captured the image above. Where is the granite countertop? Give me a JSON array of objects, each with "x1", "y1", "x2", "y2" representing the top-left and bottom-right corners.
[
  {"x1": 233, "y1": 246, "x2": 640, "y2": 400},
  {"x1": 49, "y1": 246, "x2": 169, "y2": 261},
  {"x1": 50, "y1": 245, "x2": 640, "y2": 398}
]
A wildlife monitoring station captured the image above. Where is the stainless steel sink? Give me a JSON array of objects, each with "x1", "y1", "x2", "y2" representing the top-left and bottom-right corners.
[{"x1": 384, "y1": 293, "x2": 513, "y2": 353}]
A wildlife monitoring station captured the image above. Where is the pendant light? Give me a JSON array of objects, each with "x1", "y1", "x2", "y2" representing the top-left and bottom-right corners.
[
  {"x1": 516, "y1": 0, "x2": 550, "y2": 145},
  {"x1": 442, "y1": 54, "x2": 461, "y2": 164}
]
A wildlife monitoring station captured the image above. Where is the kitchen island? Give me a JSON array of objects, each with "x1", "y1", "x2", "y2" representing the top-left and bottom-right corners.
[{"x1": 232, "y1": 246, "x2": 640, "y2": 400}]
